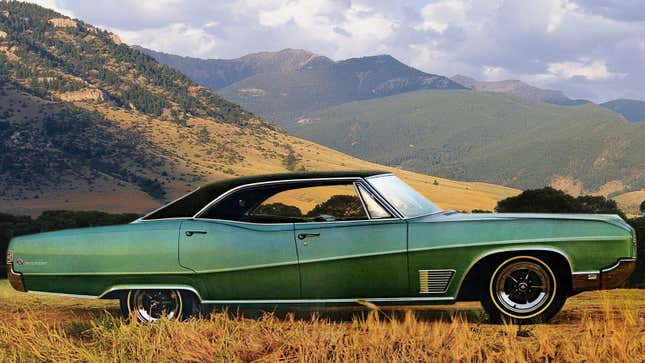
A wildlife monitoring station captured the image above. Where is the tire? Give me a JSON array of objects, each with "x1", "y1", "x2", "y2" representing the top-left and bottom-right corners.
[
  {"x1": 481, "y1": 255, "x2": 567, "y2": 324},
  {"x1": 119, "y1": 289, "x2": 200, "y2": 323}
]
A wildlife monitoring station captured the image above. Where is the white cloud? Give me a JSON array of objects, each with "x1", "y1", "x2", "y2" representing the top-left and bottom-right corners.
[
  {"x1": 111, "y1": 23, "x2": 219, "y2": 58},
  {"x1": 547, "y1": 59, "x2": 625, "y2": 81},
  {"x1": 415, "y1": 0, "x2": 472, "y2": 34},
  {"x1": 546, "y1": 0, "x2": 579, "y2": 33}
]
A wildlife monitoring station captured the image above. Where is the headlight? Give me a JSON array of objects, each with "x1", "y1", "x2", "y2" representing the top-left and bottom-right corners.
[{"x1": 6, "y1": 250, "x2": 12, "y2": 264}]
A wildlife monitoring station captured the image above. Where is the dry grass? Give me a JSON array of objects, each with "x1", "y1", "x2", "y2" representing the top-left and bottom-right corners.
[{"x1": 0, "y1": 282, "x2": 643, "y2": 362}]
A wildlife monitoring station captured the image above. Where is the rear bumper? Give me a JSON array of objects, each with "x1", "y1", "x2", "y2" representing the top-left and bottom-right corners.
[
  {"x1": 571, "y1": 258, "x2": 636, "y2": 292},
  {"x1": 6, "y1": 264, "x2": 27, "y2": 292}
]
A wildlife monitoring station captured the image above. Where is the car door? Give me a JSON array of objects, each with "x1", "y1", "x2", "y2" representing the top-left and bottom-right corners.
[
  {"x1": 179, "y1": 216, "x2": 300, "y2": 300},
  {"x1": 293, "y1": 182, "x2": 408, "y2": 299}
]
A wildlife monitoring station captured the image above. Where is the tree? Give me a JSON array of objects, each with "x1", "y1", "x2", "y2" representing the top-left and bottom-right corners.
[
  {"x1": 496, "y1": 187, "x2": 625, "y2": 218},
  {"x1": 640, "y1": 200, "x2": 645, "y2": 214},
  {"x1": 495, "y1": 187, "x2": 577, "y2": 213}
]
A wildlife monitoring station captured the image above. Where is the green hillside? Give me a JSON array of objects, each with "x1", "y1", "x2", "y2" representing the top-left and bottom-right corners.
[
  {"x1": 289, "y1": 90, "x2": 645, "y2": 199},
  {"x1": 600, "y1": 99, "x2": 645, "y2": 122}
]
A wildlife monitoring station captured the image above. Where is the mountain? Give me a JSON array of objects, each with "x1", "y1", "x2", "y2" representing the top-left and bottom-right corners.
[
  {"x1": 134, "y1": 47, "x2": 334, "y2": 91},
  {"x1": 0, "y1": 2, "x2": 516, "y2": 215},
  {"x1": 140, "y1": 47, "x2": 465, "y2": 125},
  {"x1": 288, "y1": 90, "x2": 645, "y2": 212},
  {"x1": 450, "y1": 75, "x2": 590, "y2": 106},
  {"x1": 600, "y1": 99, "x2": 645, "y2": 122}
]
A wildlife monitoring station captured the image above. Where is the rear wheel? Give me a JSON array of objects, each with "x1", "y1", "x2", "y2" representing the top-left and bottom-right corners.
[
  {"x1": 119, "y1": 289, "x2": 199, "y2": 323},
  {"x1": 481, "y1": 255, "x2": 567, "y2": 324}
]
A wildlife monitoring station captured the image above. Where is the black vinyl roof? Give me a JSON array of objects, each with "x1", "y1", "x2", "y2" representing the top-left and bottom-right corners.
[{"x1": 142, "y1": 170, "x2": 389, "y2": 220}]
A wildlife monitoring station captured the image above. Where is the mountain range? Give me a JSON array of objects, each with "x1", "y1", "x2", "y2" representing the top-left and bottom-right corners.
[
  {"x1": 137, "y1": 47, "x2": 465, "y2": 123},
  {"x1": 139, "y1": 47, "x2": 645, "y2": 212},
  {"x1": 0, "y1": 2, "x2": 515, "y2": 215},
  {"x1": 449, "y1": 75, "x2": 591, "y2": 106}
]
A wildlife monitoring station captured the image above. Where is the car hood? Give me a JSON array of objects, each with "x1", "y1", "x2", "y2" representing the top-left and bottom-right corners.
[{"x1": 412, "y1": 211, "x2": 633, "y2": 232}]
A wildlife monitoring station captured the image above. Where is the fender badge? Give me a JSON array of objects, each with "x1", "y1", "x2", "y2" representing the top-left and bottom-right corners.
[{"x1": 15, "y1": 258, "x2": 23, "y2": 266}]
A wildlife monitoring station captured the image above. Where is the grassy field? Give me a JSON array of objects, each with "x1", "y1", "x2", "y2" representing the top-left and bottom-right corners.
[{"x1": 0, "y1": 281, "x2": 642, "y2": 362}]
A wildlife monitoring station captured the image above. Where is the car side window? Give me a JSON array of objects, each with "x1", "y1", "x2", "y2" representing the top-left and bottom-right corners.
[
  {"x1": 199, "y1": 182, "x2": 371, "y2": 223},
  {"x1": 250, "y1": 184, "x2": 368, "y2": 222}
]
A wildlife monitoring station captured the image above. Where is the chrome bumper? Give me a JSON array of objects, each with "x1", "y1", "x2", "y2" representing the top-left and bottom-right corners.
[
  {"x1": 6, "y1": 264, "x2": 27, "y2": 292},
  {"x1": 571, "y1": 258, "x2": 636, "y2": 292}
]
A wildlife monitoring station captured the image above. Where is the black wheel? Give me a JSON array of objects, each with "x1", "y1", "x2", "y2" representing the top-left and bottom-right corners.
[
  {"x1": 481, "y1": 255, "x2": 567, "y2": 324},
  {"x1": 119, "y1": 289, "x2": 200, "y2": 323}
]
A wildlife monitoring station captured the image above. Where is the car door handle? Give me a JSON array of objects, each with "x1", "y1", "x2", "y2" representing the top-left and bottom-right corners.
[
  {"x1": 185, "y1": 230, "x2": 207, "y2": 237},
  {"x1": 297, "y1": 233, "x2": 320, "y2": 240}
]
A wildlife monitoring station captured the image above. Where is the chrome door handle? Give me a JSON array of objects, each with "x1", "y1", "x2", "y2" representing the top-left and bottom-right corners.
[
  {"x1": 297, "y1": 233, "x2": 320, "y2": 240},
  {"x1": 185, "y1": 230, "x2": 207, "y2": 237}
]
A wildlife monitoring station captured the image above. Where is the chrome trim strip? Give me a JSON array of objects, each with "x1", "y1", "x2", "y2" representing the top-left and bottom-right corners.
[
  {"x1": 409, "y1": 236, "x2": 623, "y2": 255},
  {"x1": 201, "y1": 296, "x2": 455, "y2": 304},
  {"x1": 353, "y1": 182, "x2": 371, "y2": 220},
  {"x1": 98, "y1": 285, "x2": 203, "y2": 300},
  {"x1": 23, "y1": 270, "x2": 195, "y2": 276},
  {"x1": 29, "y1": 291, "x2": 98, "y2": 299},
  {"x1": 601, "y1": 258, "x2": 636, "y2": 273},
  {"x1": 572, "y1": 271, "x2": 600, "y2": 275},
  {"x1": 193, "y1": 216, "x2": 402, "y2": 226},
  {"x1": 193, "y1": 177, "x2": 368, "y2": 219}
]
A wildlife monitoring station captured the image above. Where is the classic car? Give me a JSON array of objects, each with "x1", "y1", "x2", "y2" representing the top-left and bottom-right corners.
[{"x1": 6, "y1": 171, "x2": 637, "y2": 323}]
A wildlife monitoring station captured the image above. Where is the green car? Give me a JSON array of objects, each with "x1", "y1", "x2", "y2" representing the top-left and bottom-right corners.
[{"x1": 6, "y1": 171, "x2": 637, "y2": 323}]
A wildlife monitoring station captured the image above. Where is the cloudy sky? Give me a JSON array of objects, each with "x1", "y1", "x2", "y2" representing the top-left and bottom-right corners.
[{"x1": 27, "y1": 0, "x2": 645, "y2": 102}]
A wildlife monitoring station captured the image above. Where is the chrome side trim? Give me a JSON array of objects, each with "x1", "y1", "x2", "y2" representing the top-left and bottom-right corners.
[
  {"x1": 601, "y1": 258, "x2": 636, "y2": 273},
  {"x1": 201, "y1": 296, "x2": 455, "y2": 305},
  {"x1": 98, "y1": 285, "x2": 203, "y2": 300},
  {"x1": 29, "y1": 291, "x2": 98, "y2": 299}
]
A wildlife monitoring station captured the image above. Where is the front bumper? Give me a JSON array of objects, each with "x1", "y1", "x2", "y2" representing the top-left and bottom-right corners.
[
  {"x1": 571, "y1": 258, "x2": 636, "y2": 292},
  {"x1": 6, "y1": 264, "x2": 27, "y2": 292}
]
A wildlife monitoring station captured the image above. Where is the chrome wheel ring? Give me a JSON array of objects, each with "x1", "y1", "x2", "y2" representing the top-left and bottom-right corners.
[
  {"x1": 129, "y1": 289, "x2": 183, "y2": 322},
  {"x1": 493, "y1": 259, "x2": 554, "y2": 315}
]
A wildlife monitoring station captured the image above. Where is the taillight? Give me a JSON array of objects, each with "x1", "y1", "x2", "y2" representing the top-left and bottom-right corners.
[{"x1": 6, "y1": 250, "x2": 13, "y2": 264}]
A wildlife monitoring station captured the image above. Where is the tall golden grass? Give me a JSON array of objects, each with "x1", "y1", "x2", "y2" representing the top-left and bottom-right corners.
[{"x1": 0, "y1": 284, "x2": 643, "y2": 362}]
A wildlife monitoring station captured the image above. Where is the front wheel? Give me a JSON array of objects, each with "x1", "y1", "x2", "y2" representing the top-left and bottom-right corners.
[
  {"x1": 120, "y1": 289, "x2": 199, "y2": 323},
  {"x1": 481, "y1": 255, "x2": 567, "y2": 324}
]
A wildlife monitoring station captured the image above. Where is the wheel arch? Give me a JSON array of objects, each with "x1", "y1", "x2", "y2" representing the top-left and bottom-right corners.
[
  {"x1": 99, "y1": 284, "x2": 202, "y2": 301},
  {"x1": 456, "y1": 248, "x2": 573, "y2": 301}
]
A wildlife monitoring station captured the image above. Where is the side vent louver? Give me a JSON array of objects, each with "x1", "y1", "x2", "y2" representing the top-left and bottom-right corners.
[{"x1": 419, "y1": 269, "x2": 455, "y2": 294}]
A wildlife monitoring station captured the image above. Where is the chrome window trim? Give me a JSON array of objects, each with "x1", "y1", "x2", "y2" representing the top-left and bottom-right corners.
[
  {"x1": 355, "y1": 182, "x2": 395, "y2": 220},
  {"x1": 353, "y1": 182, "x2": 371, "y2": 220},
  {"x1": 192, "y1": 175, "x2": 403, "y2": 222}
]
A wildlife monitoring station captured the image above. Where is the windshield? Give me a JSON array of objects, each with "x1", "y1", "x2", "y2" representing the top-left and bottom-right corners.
[{"x1": 367, "y1": 175, "x2": 442, "y2": 218}]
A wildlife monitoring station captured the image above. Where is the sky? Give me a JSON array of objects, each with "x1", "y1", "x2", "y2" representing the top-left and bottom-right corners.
[{"x1": 26, "y1": 0, "x2": 645, "y2": 103}]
